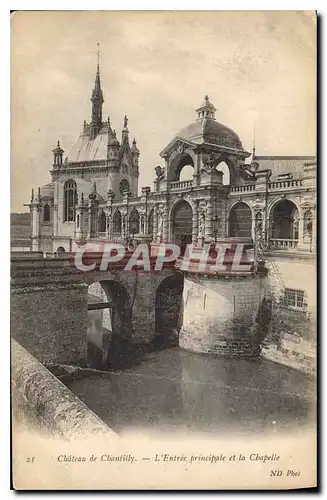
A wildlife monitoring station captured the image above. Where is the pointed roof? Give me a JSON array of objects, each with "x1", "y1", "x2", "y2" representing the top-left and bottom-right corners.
[{"x1": 91, "y1": 63, "x2": 104, "y2": 103}]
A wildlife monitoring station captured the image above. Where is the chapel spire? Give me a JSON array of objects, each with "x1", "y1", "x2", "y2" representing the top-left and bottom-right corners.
[{"x1": 90, "y1": 43, "x2": 104, "y2": 139}]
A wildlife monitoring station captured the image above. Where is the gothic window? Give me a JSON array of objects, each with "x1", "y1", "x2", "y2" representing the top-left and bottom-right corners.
[
  {"x1": 64, "y1": 179, "x2": 77, "y2": 222},
  {"x1": 119, "y1": 179, "x2": 130, "y2": 196},
  {"x1": 43, "y1": 203, "x2": 50, "y2": 222},
  {"x1": 112, "y1": 210, "x2": 122, "y2": 235},
  {"x1": 99, "y1": 211, "x2": 106, "y2": 233},
  {"x1": 129, "y1": 208, "x2": 140, "y2": 235}
]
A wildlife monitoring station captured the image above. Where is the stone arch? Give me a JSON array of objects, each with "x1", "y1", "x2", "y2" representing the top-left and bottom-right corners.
[
  {"x1": 56, "y1": 246, "x2": 65, "y2": 253},
  {"x1": 170, "y1": 199, "x2": 193, "y2": 253},
  {"x1": 155, "y1": 273, "x2": 184, "y2": 347},
  {"x1": 269, "y1": 199, "x2": 299, "y2": 240},
  {"x1": 129, "y1": 207, "x2": 140, "y2": 235},
  {"x1": 228, "y1": 201, "x2": 253, "y2": 237},
  {"x1": 98, "y1": 211, "x2": 106, "y2": 233},
  {"x1": 86, "y1": 280, "x2": 133, "y2": 369},
  {"x1": 215, "y1": 161, "x2": 230, "y2": 185},
  {"x1": 168, "y1": 152, "x2": 195, "y2": 182},
  {"x1": 112, "y1": 210, "x2": 122, "y2": 235}
]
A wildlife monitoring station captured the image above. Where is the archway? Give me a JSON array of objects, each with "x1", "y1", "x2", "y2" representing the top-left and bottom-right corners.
[
  {"x1": 155, "y1": 274, "x2": 184, "y2": 348},
  {"x1": 270, "y1": 199, "x2": 299, "y2": 241},
  {"x1": 171, "y1": 200, "x2": 193, "y2": 254},
  {"x1": 228, "y1": 202, "x2": 252, "y2": 237},
  {"x1": 215, "y1": 161, "x2": 230, "y2": 185},
  {"x1": 87, "y1": 280, "x2": 133, "y2": 369},
  {"x1": 56, "y1": 246, "x2": 65, "y2": 253},
  {"x1": 169, "y1": 153, "x2": 194, "y2": 182}
]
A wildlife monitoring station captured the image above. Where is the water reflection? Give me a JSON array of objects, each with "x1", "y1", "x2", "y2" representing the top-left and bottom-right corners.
[{"x1": 67, "y1": 348, "x2": 316, "y2": 437}]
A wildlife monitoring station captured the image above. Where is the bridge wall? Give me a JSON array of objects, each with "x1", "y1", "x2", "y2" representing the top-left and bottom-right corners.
[
  {"x1": 179, "y1": 272, "x2": 269, "y2": 358},
  {"x1": 11, "y1": 255, "x2": 88, "y2": 365}
]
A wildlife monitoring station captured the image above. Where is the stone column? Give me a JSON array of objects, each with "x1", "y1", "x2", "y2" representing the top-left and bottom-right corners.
[
  {"x1": 205, "y1": 200, "x2": 213, "y2": 242},
  {"x1": 192, "y1": 200, "x2": 199, "y2": 244},
  {"x1": 162, "y1": 206, "x2": 169, "y2": 243},
  {"x1": 153, "y1": 203, "x2": 158, "y2": 242},
  {"x1": 106, "y1": 190, "x2": 115, "y2": 239}
]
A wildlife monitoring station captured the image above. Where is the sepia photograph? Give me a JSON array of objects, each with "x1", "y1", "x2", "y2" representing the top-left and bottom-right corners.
[{"x1": 10, "y1": 10, "x2": 317, "y2": 490}]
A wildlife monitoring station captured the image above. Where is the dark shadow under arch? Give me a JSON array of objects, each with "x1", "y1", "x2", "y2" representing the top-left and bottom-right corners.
[{"x1": 154, "y1": 274, "x2": 184, "y2": 348}]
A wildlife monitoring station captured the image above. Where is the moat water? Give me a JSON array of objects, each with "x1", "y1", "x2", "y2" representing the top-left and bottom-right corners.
[{"x1": 66, "y1": 347, "x2": 316, "y2": 437}]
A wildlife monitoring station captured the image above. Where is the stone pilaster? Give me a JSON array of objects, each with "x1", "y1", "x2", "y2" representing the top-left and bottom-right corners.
[{"x1": 205, "y1": 200, "x2": 213, "y2": 242}]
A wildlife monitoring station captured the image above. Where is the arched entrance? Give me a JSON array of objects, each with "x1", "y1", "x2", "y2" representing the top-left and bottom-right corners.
[
  {"x1": 270, "y1": 199, "x2": 299, "y2": 246},
  {"x1": 171, "y1": 200, "x2": 193, "y2": 254},
  {"x1": 228, "y1": 202, "x2": 252, "y2": 237},
  {"x1": 155, "y1": 274, "x2": 184, "y2": 348}
]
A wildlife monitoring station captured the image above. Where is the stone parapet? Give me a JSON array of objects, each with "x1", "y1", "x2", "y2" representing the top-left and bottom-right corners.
[{"x1": 11, "y1": 339, "x2": 116, "y2": 439}]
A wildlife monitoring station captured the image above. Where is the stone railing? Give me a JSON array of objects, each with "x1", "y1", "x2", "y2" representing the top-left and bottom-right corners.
[
  {"x1": 170, "y1": 180, "x2": 194, "y2": 189},
  {"x1": 268, "y1": 179, "x2": 303, "y2": 190},
  {"x1": 269, "y1": 239, "x2": 298, "y2": 250},
  {"x1": 230, "y1": 184, "x2": 256, "y2": 193}
]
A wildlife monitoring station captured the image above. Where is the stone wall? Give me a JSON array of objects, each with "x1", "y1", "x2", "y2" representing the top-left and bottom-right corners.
[
  {"x1": 11, "y1": 339, "x2": 116, "y2": 439},
  {"x1": 179, "y1": 272, "x2": 269, "y2": 358},
  {"x1": 11, "y1": 255, "x2": 88, "y2": 365}
]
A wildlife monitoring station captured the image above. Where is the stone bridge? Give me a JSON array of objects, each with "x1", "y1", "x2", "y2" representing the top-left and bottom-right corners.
[
  {"x1": 11, "y1": 249, "x2": 270, "y2": 368},
  {"x1": 11, "y1": 252, "x2": 184, "y2": 367}
]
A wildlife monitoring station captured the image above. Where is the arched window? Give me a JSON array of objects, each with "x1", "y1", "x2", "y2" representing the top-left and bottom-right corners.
[
  {"x1": 229, "y1": 202, "x2": 252, "y2": 237},
  {"x1": 129, "y1": 208, "x2": 140, "y2": 235},
  {"x1": 64, "y1": 179, "x2": 77, "y2": 222},
  {"x1": 112, "y1": 210, "x2": 122, "y2": 235},
  {"x1": 119, "y1": 179, "x2": 130, "y2": 196},
  {"x1": 98, "y1": 211, "x2": 106, "y2": 233},
  {"x1": 43, "y1": 203, "x2": 50, "y2": 222},
  {"x1": 76, "y1": 214, "x2": 80, "y2": 229}
]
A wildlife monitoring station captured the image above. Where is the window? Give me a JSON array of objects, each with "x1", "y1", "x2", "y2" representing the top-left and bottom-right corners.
[
  {"x1": 99, "y1": 211, "x2": 106, "y2": 233},
  {"x1": 64, "y1": 179, "x2": 77, "y2": 222},
  {"x1": 43, "y1": 203, "x2": 50, "y2": 222},
  {"x1": 281, "y1": 288, "x2": 305, "y2": 310}
]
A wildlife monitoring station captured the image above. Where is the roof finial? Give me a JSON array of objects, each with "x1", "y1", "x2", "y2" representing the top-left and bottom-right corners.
[
  {"x1": 252, "y1": 121, "x2": 256, "y2": 158},
  {"x1": 96, "y1": 42, "x2": 100, "y2": 70},
  {"x1": 124, "y1": 115, "x2": 128, "y2": 129}
]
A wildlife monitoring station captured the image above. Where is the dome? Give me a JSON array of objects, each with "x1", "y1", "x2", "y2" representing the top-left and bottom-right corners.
[
  {"x1": 177, "y1": 119, "x2": 244, "y2": 151},
  {"x1": 176, "y1": 96, "x2": 245, "y2": 151}
]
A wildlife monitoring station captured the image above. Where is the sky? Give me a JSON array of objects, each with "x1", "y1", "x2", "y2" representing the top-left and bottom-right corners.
[{"x1": 11, "y1": 11, "x2": 316, "y2": 212}]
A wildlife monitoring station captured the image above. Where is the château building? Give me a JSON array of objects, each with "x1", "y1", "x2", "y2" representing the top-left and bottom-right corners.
[{"x1": 28, "y1": 59, "x2": 316, "y2": 322}]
